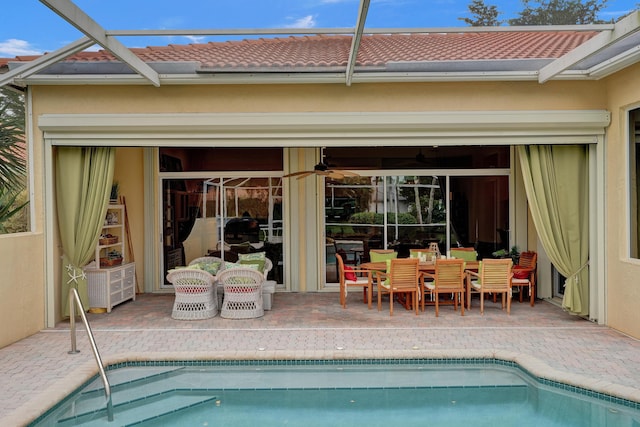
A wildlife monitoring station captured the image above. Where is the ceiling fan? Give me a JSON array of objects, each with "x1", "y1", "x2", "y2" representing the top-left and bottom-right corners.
[
  {"x1": 382, "y1": 147, "x2": 435, "y2": 168},
  {"x1": 283, "y1": 161, "x2": 360, "y2": 180}
]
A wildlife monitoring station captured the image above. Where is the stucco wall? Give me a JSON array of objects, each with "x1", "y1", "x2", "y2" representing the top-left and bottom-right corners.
[
  {"x1": 0, "y1": 233, "x2": 45, "y2": 347},
  {"x1": 30, "y1": 80, "x2": 606, "y2": 114},
  {"x1": 604, "y1": 62, "x2": 640, "y2": 338},
  {"x1": 0, "y1": 84, "x2": 47, "y2": 347},
  {"x1": 13, "y1": 77, "x2": 630, "y2": 343}
]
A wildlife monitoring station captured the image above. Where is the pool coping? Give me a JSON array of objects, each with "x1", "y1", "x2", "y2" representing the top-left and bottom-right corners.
[{"x1": 19, "y1": 348, "x2": 640, "y2": 427}]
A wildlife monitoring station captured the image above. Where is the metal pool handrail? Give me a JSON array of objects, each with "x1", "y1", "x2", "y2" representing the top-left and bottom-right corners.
[{"x1": 68, "y1": 288, "x2": 114, "y2": 422}]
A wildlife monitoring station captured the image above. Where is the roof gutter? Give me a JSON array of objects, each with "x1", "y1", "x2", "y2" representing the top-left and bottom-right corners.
[
  {"x1": 0, "y1": 37, "x2": 95, "y2": 87},
  {"x1": 14, "y1": 70, "x2": 597, "y2": 86}
]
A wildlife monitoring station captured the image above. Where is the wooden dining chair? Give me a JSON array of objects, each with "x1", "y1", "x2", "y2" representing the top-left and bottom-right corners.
[
  {"x1": 336, "y1": 253, "x2": 373, "y2": 309},
  {"x1": 369, "y1": 249, "x2": 398, "y2": 263},
  {"x1": 376, "y1": 258, "x2": 420, "y2": 316},
  {"x1": 421, "y1": 258, "x2": 465, "y2": 316},
  {"x1": 511, "y1": 251, "x2": 537, "y2": 306},
  {"x1": 466, "y1": 258, "x2": 513, "y2": 315}
]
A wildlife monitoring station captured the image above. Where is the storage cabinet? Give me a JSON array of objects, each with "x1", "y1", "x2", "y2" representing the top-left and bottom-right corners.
[
  {"x1": 85, "y1": 204, "x2": 136, "y2": 311},
  {"x1": 85, "y1": 263, "x2": 136, "y2": 312}
]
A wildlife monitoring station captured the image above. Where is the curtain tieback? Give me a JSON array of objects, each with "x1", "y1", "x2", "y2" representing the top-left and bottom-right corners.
[
  {"x1": 564, "y1": 261, "x2": 589, "y2": 287},
  {"x1": 65, "y1": 263, "x2": 87, "y2": 285}
]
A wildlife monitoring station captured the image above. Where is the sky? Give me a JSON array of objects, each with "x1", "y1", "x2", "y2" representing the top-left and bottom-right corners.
[{"x1": 0, "y1": 0, "x2": 638, "y2": 57}]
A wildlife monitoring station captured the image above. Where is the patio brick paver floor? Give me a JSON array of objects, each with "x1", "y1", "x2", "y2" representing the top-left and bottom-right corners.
[{"x1": 1, "y1": 292, "x2": 639, "y2": 425}]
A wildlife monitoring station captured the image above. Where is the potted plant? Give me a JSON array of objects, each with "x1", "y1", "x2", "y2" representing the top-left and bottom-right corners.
[
  {"x1": 110, "y1": 181, "x2": 119, "y2": 204},
  {"x1": 509, "y1": 246, "x2": 520, "y2": 265},
  {"x1": 491, "y1": 246, "x2": 520, "y2": 264}
]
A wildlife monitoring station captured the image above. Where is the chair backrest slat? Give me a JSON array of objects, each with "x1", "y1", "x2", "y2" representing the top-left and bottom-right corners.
[
  {"x1": 434, "y1": 259, "x2": 464, "y2": 290},
  {"x1": 479, "y1": 258, "x2": 512, "y2": 291},
  {"x1": 518, "y1": 251, "x2": 537, "y2": 269},
  {"x1": 389, "y1": 258, "x2": 419, "y2": 288}
]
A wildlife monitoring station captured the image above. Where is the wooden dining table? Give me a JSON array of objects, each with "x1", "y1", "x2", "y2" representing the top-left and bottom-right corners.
[
  {"x1": 360, "y1": 260, "x2": 479, "y2": 274},
  {"x1": 359, "y1": 260, "x2": 480, "y2": 310}
]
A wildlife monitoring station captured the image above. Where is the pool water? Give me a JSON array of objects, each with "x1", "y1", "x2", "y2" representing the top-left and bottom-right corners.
[{"x1": 30, "y1": 360, "x2": 640, "y2": 427}]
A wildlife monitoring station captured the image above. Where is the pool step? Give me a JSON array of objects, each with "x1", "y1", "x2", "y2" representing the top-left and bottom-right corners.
[
  {"x1": 55, "y1": 389, "x2": 218, "y2": 426},
  {"x1": 54, "y1": 366, "x2": 187, "y2": 418},
  {"x1": 50, "y1": 366, "x2": 199, "y2": 425},
  {"x1": 84, "y1": 366, "x2": 186, "y2": 393}
]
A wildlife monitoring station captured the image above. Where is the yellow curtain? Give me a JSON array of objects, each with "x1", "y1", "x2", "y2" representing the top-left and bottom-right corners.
[
  {"x1": 517, "y1": 145, "x2": 589, "y2": 316},
  {"x1": 56, "y1": 147, "x2": 115, "y2": 314}
]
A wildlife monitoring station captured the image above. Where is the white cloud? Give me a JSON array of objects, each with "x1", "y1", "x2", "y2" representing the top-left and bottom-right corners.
[
  {"x1": 184, "y1": 35, "x2": 206, "y2": 44},
  {"x1": 284, "y1": 15, "x2": 317, "y2": 29},
  {"x1": 82, "y1": 44, "x2": 102, "y2": 52},
  {"x1": 0, "y1": 39, "x2": 42, "y2": 57}
]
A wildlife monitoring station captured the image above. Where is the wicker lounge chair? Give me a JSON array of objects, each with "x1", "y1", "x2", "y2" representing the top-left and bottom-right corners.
[
  {"x1": 166, "y1": 269, "x2": 217, "y2": 320},
  {"x1": 217, "y1": 267, "x2": 265, "y2": 319}
]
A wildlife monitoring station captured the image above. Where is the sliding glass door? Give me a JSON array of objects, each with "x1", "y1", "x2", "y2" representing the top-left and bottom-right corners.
[
  {"x1": 160, "y1": 176, "x2": 284, "y2": 286},
  {"x1": 324, "y1": 172, "x2": 509, "y2": 284}
]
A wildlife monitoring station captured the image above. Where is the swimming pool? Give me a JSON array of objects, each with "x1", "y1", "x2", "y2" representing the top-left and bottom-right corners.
[{"x1": 30, "y1": 359, "x2": 640, "y2": 426}]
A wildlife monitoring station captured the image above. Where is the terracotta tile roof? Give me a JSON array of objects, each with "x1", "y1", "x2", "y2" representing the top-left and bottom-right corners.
[
  {"x1": 2, "y1": 31, "x2": 597, "y2": 71},
  {"x1": 0, "y1": 55, "x2": 40, "y2": 69}
]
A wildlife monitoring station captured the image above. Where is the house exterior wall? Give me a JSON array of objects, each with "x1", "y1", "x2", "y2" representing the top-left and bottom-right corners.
[
  {"x1": 0, "y1": 233, "x2": 45, "y2": 347},
  {"x1": 29, "y1": 80, "x2": 605, "y2": 114},
  {"x1": 0, "y1": 87, "x2": 46, "y2": 347},
  {"x1": 603, "y1": 62, "x2": 640, "y2": 338},
  {"x1": 7, "y1": 74, "x2": 640, "y2": 348}
]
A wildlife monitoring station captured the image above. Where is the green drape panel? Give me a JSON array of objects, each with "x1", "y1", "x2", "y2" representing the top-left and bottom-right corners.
[
  {"x1": 517, "y1": 145, "x2": 589, "y2": 316},
  {"x1": 56, "y1": 147, "x2": 115, "y2": 315}
]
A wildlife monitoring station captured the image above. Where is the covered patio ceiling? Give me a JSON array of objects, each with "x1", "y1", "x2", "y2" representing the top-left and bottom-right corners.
[{"x1": 1, "y1": 0, "x2": 640, "y2": 87}]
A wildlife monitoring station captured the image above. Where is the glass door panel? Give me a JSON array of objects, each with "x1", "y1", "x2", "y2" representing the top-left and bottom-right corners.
[
  {"x1": 385, "y1": 175, "x2": 446, "y2": 257},
  {"x1": 325, "y1": 176, "x2": 379, "y2": 283},
  {"x1": 325, "y1": 175, "x2": 447, "y2": 281},
  {"x1": 449, "y1": 176, "x2": 509, "y2": 258},
  {"x1": 162, "y1": 178, "x2": 211, "y2": 284},
  {"x1": 207, "y1": 177, "x2": 284, "y2": 283},
  {"x1": 324, "y1": 173, "x2": 508, "y2": 284},
  {"x1": 161, "y1": 176, "x2": 284, "y2": 286}
]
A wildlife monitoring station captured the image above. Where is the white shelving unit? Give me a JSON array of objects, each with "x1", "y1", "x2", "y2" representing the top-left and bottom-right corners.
[
  {"x1": 95, "y1": 204, "x2": 126, "y2": 267},
  {"x1": 85, "y1": 204, "x2": 136, "y2": 312}
]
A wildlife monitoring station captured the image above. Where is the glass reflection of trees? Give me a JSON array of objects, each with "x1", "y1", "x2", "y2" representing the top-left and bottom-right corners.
[{"x1": 325, "y1": 175, "x2": 446, "y2": 249}]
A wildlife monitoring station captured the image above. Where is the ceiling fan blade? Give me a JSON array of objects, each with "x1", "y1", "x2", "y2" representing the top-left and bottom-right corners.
[
  {"x1": 294, "y1": 171, "x2": 315, "y2": 180},
  {"x1": 338, "y1": 170, "x2": 360, "y2": 177},
  {"x1": 283, "y1": 170, "x2": 313, "y2": 178},
  {"x1": 326, "y1": 170, "x2": 346, "y2": 179},
  {"x1": 283, "y1": 166, "x2": 360, "y2": 180}
]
